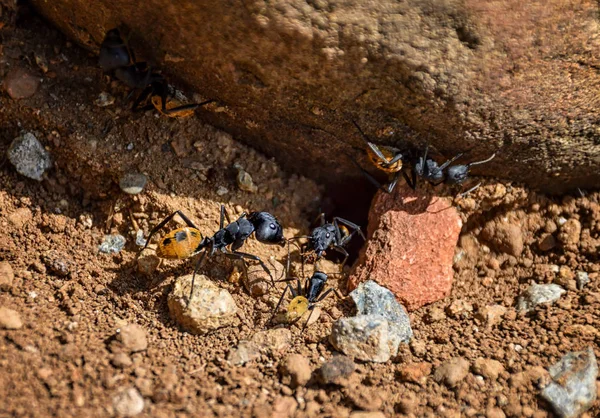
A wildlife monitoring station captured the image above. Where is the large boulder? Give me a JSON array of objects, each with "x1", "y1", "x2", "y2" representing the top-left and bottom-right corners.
[{"x1": 30, "y1": 0, "x2": 600, "y2": 192}]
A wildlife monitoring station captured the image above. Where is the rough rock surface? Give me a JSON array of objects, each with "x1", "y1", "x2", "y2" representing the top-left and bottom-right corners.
[
  {"x1": 329, "y1": 314, "x2": 396, "y2": 363},
  {"x1": 29, "y1": 0, "x2": 600, "y2": 193},
  {"x1": 541, "y1": 347, "x2": 598, "y2": 418},
  {"x1": 516, "y1": 284, "x2": 566, "y2": 312},
  {"x1": 8, "y1": 132, "x2": 52, "y2": 181},
  {"x1": 168, "y1": 274, "x2": 239, "y2": 335},
  {"x1": 350, "y1": 280, "x2": 413, "y2": 346},
  {"x1": 349, "y1": 184, "x2": 462, "y2": 311}
]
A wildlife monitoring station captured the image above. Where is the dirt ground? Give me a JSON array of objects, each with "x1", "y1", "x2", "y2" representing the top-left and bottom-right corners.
[{"x1": 1, "y1": 11, "x2": 599, "y2": 418}]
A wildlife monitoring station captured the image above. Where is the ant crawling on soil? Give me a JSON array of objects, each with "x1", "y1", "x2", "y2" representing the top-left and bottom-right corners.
[
  {"x1": 142, "y1": 205, "x2": 286, "y2": 301},
  {"x1": 287, "y1": 213, "x2": 365, "y2": 271},
  {"x1": 349, "y1": 119, "x2": 496, "y2": 196},
  {"x1": 99, "y1": 28, "x2": 213, "y2": 118},
  {"x1": 268, "y1": 267, "x2": 343, "y2": 329}
]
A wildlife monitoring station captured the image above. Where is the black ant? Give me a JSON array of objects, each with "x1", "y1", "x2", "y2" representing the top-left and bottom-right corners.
[
  {"x1": 268, "y1": 270, "x2": 342, "y2": 328},
  {"x1": 408, "y1": 144, "x2": 496, "y2": 195},
  {"x1": 142, "y1": 205, "x2": 286, "y2": 301},
  {"x1": 287, "y1": 213, "x2": 365, "y2": 271},
  {"x1": 349, "y1": 120, "x2": 495, "y2": 195},
  {"x1": 99, "y1": 28, "x2": 212, "y2": 118}
]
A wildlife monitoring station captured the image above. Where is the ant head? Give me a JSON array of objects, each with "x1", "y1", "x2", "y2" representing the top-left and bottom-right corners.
[
  {"x1": 446, "y1": 165, "x2": 469, "y2": 185},
  {"x1": 249, "y1": 212, "x2": 285, "y2": 245},
  {"x1": 311, "y1": 225, "x2": 335, "y2": 253}
]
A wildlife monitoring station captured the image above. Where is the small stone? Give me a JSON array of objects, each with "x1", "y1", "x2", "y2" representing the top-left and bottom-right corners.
[
  {"x1": 472, "y1": 357, "x2": 505, "y2": 380},
  {"x1": 116, "y1": 324, "x2": 148, "y2": 353},
  {"x1": 317, "y1": 355, "x2": 356, "y2": 385},
  {"x1": 349, "y1": 280, "x2": 413, "y2": 352},
  {"x1": 272, "y1": 396, "x2": 297, "y2": 418},
  {"x1": 474, "y1": 305, "x2": 507, "y2": 328},
  {"x1": 168, "y1": 274, "x2": 239, "y2": 335},
  {"x1": 136, "y1": 248, "x2": 160, "y2": 275},
  {"x1": 541, "y1": 347, "x2": 597, "y2": 418},
  {"x1": 227, "y1": 341, "x2": 261, "y2": 366},
  {"x1": 559, "y1": 266, "x2": 574, "y2": 281},
  {"x1": 350, "y1": 413, "x2": 386, "y2": 418},
  {"x1": 0, "y1": 307, "x2": 23, "y2": 329},
  {"x1": 329, "y1": 314, "x2": 393, "y2": 363},
  {"x1": 8, "y1": 207, "x2": 33, "y2": 228},
  {"x1": 424, "y1": 307, "x2": 446, "y2": 323},
  {"x1": 251, "y1": 328, "x2": 292, "y2": 351},
  {"x1": 0, "y1": 261, "x2": 14, "y2": 290},
  {"x1": 8, "y1": 133, "x2": 52, "y2": 181},
  {"x1": 433, "y1": 357, "x2": 470, "y2": 387},
  {"x1": 517, "y1": 284, "x2": 566, "y2": 312},
  {"x1": 481, "y1": 220, "x2": 524, "y2": 257},
  {"x1": 112, "y1": 387, "x2": 144, "y2": 417},
  {"x1": 575, "y1": 271, "x2": 590, "y2": 290},
  {"x1": 99, "y1": 234, "x2": 126, "y2": 254},
  {"x1": 3, "y1": 67, "x2": 40, "y2": 99},
  {"x1": 34, "y1": 54, "x2": 49, "y2": 73},
  {"x1": 236, "y1": 168, "x2": 258, "y2": 193},
  {"x1": 42, "y1": 251, "x2": 71, "y2": 277},
  {"x1": 538, "y1": 234, "x2": 557, "y2": 251},
  {"x1": 244, "y1": 257, "x2": 285, "y2": 296},
  {"x1": 445, "y1": 299, "x2": 473, "y2": 318},
  {"x1": 216, "y1": 186, "x2": 229, "y2": 196},
  {"x1": 397, "y1": 362, "x2": 432, "y2": 385},
  {"x1": 119, "y1": 172, "x2": 148, "y2": 195},
  {"x1": 486, "y1": 407, "x2": 506, "y2": 418},
  {"x1": 94, "y1": 91, "x2": 115, "y2": 107},
  {"x1": 280, "y1": 354, "x2": 311, "y2": 388},
  {"x1": 557, "y1": 219, "x2": 581, "y2": 247},
  {"x1": 112, "y1": 353, "x2": 133, "y2": 368}
]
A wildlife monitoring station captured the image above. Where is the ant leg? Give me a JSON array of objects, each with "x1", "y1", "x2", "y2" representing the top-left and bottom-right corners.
[
  {"x1": 315, "y1": 287, "x2": 343, "y2": 303},
  {"x1": 267, "y1": 283, "x2": 293, "y2": 325},
  {"x1": 219, "y1": 204, "x2": 233, "y2": 228},
  {"x1": 334, "y1": 217, "x2": 366, "y2": 241},
  {"x1": 459, "y1": 182, "x2": 482, "y2": 197},
  {"x1": 132, "y1": 86, "x2": 153, "y2": 111},
  {"x1": 331, "y1": 246, "x2": 350, "y2": 271},
  {"x1": 225, "y1": 251, "x2": 276, "y2": 286},
  {"x1": 436, "y1": 153, "x2": 464, "y2": 173},
  {"x1": 188, "y1": 251, "x2": 208, "y2": 302},
  {"x1": 143, "y1": 210, "x2": 199, "y2": 250}
]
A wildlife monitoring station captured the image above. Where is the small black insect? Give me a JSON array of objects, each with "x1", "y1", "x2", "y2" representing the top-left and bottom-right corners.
[
  {"x1": 288, "y1": 213, "x2": 365, "y2": 270},
  {"x1": 407, "y1": 144, "x2": 496, "y2": 195},
  {"x1": 143, "y1": 205, "x2": 286, "y2": 301},
  {"x1": 268, "y1": 270, "x2": 342, "y2": 328},
  {"x1": 99, "y1": 28, "x2": 211, "y2": 118}
]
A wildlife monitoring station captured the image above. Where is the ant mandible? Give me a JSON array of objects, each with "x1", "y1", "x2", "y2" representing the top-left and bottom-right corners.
[
  {"x1": 99, "y1": 28, "x2": 213, "y2": 118},
  {"x1": 142, "y1": 205, "x2": 286, "y2": 301}
]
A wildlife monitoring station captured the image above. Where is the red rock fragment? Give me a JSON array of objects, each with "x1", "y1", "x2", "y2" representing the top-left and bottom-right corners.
[
  {"x1": 348, "y1": 183, "x2": 462, "y2": 311},
  {"x1": 3, "y1": 67, "x2": 40, "y2": 99}
]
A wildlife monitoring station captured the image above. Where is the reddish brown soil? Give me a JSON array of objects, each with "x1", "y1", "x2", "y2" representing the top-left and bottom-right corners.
[{"x1": 1, "y1": 12, "x2": 599, "y2": 418}]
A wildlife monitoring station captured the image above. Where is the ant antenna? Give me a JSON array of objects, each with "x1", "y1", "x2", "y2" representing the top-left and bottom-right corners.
[{"x1": 467, "y1": 153, "x2": 496, "y2": 168}]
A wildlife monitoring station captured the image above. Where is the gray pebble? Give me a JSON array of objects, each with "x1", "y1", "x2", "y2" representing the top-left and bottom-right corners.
[
  {"x1": 516, "y1": 284, "x2": 565, "y2": 312},
  {"x1": 112, "y1": 387, "x2": 144, "y2": 417},
  {"x1": 119, "y1": 173, "x2": 147, "y2": 195},
  {"x1": 575, "y1": 271, "x2": 589, "y2": 290},
  {"x1": 542, "y1": 347, "x2": 598, "y2": 418},
  {"x1": 8, "y1": 132, "x2": 52, "y2": 181},
  {"x1": 329, "y1": 314, "x2": 394, "y2": 363},
  {"x1": 350, "y1": 280, "x2": 413, "y2": 347},
  {"x1": 99, "y1": 234, "x2": 126, "y2": 254}
]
